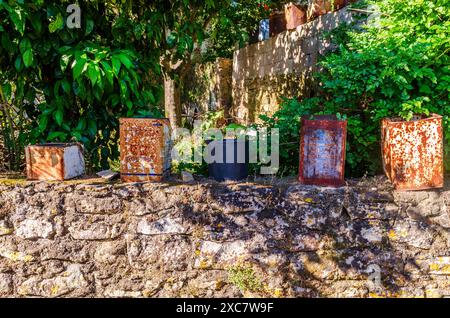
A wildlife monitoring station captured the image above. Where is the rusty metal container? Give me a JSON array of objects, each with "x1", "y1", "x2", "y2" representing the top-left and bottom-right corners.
[
  {"x1": 25, "y1": 143, "x2": 85, "y2": 181},
  {"x1": 307, "y1": 0, "x2": 347, "y2": 21},
  {"x1": 381, "y1": 114, "x2": 443, "y2": 191},
  {"x1": 120, "y1": 117, "x2": 171, "y2": 183},
  {"x1": 269, "y1": 12, "x2": 287, "y2": 37},
  {"x1": 299, "y1": 115, "x2": 347, "y2": 187},
  {"x1": 285, "y1": 3, "x2": 307, "y2": 30}
]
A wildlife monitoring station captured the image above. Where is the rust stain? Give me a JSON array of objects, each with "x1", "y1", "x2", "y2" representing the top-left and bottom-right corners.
[
  {"x1": 120, "y1": 118, "x2": 171, "y2": 183},
  {"x1": 285, "y1": 3, "x2": 307, "y2": 30},
  {"x1": 299, "y1": 115, "x2": 347, "y2": 187},
  {"x1": 381, "y1": 114, "x2": 443, "y2": 191},
  {"x1": 25, "y1": 143, "x2": 84, "y2": 181}
]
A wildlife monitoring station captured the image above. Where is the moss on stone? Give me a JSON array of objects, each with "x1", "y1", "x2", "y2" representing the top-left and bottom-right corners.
[{"x1": 227, "y1": 264, "x2": 265, "y2": 294}]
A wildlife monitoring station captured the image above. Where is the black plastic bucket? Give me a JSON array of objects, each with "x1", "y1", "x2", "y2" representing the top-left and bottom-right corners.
[{"x1": 206, "y1": 139, "x2": 249, "y2": 182}]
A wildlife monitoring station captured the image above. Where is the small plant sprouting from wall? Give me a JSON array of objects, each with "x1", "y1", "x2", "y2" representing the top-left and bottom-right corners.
[{"x1": 227, "y1": 264, "x2": 265, "y2": 294}]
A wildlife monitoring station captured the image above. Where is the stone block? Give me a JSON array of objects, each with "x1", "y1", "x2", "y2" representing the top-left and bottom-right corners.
[{"x1": 15, "y1": 219, "x2": 54, "y2": 240}]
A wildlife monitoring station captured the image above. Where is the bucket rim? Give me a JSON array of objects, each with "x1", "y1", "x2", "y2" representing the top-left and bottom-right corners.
[{"x1": 383, "y1": 113, "x2": 442, "y2": 124}]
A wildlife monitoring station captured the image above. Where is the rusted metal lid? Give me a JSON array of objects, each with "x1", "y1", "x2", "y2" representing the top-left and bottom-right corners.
[
  {"x1": 27, "y1": 142, "x2": 81, "y2": 148},
  {"x1": 119, "y1": 116, "x2": 169, "y2": 120},
  {"x1": 302, "y1": 114, "x2": 345, "y2": 121},
  {"x1": 383, "y1": 113, "x2": 442, "y2": 124}
]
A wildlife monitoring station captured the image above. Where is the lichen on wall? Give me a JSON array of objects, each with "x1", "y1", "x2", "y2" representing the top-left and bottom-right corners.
[{"x1": 0, "y1": 177, "x2": 449, "y2": 298}]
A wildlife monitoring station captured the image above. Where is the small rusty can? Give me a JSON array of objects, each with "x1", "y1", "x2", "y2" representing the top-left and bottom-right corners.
[
  {"x1": 120, "y1": 117, "x2": 171, "y2": 183},
  {"x1": 25, "y1": 143, "x2": 85, "y2": 181},
  {"x1": 299, "y1": 115, "x2": 347, "y2": 187},
  {"x1": 381, "y1": 114, "x2": 443, "y2": 191},
  {"x1": 284, "y1": 3, "x2": 307, "y2": 30}
]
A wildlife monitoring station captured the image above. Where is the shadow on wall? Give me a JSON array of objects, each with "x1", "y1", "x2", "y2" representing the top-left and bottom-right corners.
[
  {"x1": 231, "y1": 7, "x2": 355, "y2": 125},
  {"x1": 185, "y1": 179, "x2": 450, "y2": 297}
]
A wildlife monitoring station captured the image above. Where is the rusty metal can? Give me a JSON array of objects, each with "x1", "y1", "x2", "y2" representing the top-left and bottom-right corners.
[
  {"x1": 381, "y1": 114, "x2": 443, "y2": 191},
  {"x1": 25, "y1": 143, "x2": 85, "y2": 181},
  {"x1": 299, "y1": 115, "x2": 347, "y2": 187},
  {"x1": 120, "y1": 118, "x2": 171, "y2": 183},
  {"x1": 285, "y1": 3, "x2": 307, "y2": 30},
  {"x1": 307, "y1": 0, "x2": 347, "y2": 21}
]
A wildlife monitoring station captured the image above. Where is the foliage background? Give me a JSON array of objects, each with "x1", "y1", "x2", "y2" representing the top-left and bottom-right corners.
[
  {"x1": 0, "y1": 0, "x2": 276, "y2": 172},
  {"x1": 0, "y1": 0, "x2": 163, "y2": 171},
  {"x1": 1, "y1": 0, "x2": 449, "y2": 178},
  {"x1": 261, "y1": 0, "x2": 450, "y2": 177}
]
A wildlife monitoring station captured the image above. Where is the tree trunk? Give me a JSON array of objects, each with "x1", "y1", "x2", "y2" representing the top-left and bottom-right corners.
[{"x1": 164, "y1": 75, "x2": 182, "y2": 129}]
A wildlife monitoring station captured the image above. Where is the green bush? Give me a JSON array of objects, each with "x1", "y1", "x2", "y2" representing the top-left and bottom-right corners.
[
  {"x1": 0, "y1": 1, "x2": 162, "y2": 171},
  {"x1": 261, "y1": 0, "x2": 450, "y2": 177},
  {"x1": 0, "y1": 0, "x2": 281, "y2": 172}
]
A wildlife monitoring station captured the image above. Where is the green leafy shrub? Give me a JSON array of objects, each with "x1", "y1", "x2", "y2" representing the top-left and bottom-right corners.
[
  {"x1": 258, "y1": 97, "x2": 318, "y2": 176},
  {"x1": 1, "y1": 0, "x2": 283, "y2": 172},
  {"x1": 0, "y1": 1, "x2": 163, "y2": 172},
  {"x1": 172, "y1": 110, "x2": 224, "y2": 176},
  {"x1": 261, "y1": 0, "x2": 450, "y2": 177}
]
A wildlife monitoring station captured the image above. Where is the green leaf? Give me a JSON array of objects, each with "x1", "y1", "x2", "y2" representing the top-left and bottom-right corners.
[
  {"x1": 126, "y1": 100, "x2": 133, "y2": 110},
  {"x1": 72, "y1": 58, "x2": 87, "y2": 79},
  {"x1": 54, "y1": 109, "x2": 64, "y2": 126},
  {"x1": 22, "y1": 49, "x2": 34, "y2": 68},
  {"x1": 61, "y1": 79, "x2": 71, "y2": 94},
  {"x1": 72, "y1": 131, "x2": 82, "y2": 141},
  {"x1": 419, "y1": 84, "x2": 432, "y2": 94},
  {"x1": 19, "y1": 38, "x2": 32, "y2": 54},
  {"x1": 118, "y1": 54, "x2": 133, "y2": 69},
  {"x1": 148, "y1": 90, "x2": 155, "y2": 104},
  {"x1": 49, "y1": 13, "x2": 64, "y2": 33},
  {"x1": 110, "y1": 94, "x2": 120, "y2": 107},
  {"x1": 1, "y1": 83, "x2": 12, "y2": 102},
  {"x1": 60, "y1": 54, "x2": 71, "y2": 72},
  {"x1": 29, "y1": 13, "x2": 42, "y2": 33},
  {"x1": 112, "y1": 56, "x2": 121, "y2": 76},
  {"x1": 85, "y1": 18, "x2": 94, "y2": 35},
  {"x1": 76, "y1": 118, "x2": 86, "y2": 131},
  {"x1": 39, "y1": 115, "x2": 48, "y2": 132},
  {"x1": 14, "y1": 55, "x2": 23, "y2": 71},
  {"x1": 87, "y1": 119, "x2": 97, "y2": 136},
  {"x1": 9, "y1": 8, "x2": 25, "y2": 35},
  {"x1": 47, "y1": 131, "x2": 67, "y2": 141},
  {"x1": 100, "y1": 61, "x2": 114, "y2": 86},
  {"x1": 88, "y1": 64, "x2": 99, "y2": 86}
]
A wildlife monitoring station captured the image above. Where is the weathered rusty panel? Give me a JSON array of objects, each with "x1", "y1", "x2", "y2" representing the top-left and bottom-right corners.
[
  {"x1": 299, "y1": 115, "x2": 347, "y2": 187},
  {"x1": 307, "y1": 0, "x2": 347, "y2": 21},
  {"x1": 285, "y1": 3, "x2": 307, "y2": 30},
  {"x1": 25, "y1": 143, "x2": 85, "y2": 181},
  {"x1": 269, "y1": 13, "x2": 287, "y2": 37},
  {"x1": 120, "y1": 118, "x2": 171, "y2": 183},
  {"x1": 381, "y1": 114, "x2": 443, "y2": 191}
]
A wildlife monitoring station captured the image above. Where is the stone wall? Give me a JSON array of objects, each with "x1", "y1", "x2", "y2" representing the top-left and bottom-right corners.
[
  {"x1": 231, "y1": 8, "x2": 354, "y2": 124},
  {"x1": 0, "y1": 178, "x2": 449, "y2": 298},
  {"x1": 182, "y1": 58, "x2": 233, "y2": 124}
]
